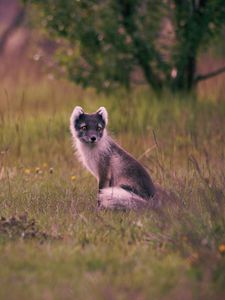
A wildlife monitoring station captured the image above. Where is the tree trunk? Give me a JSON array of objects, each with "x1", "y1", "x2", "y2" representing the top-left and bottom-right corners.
[
  {"x1": 0, "y1": 7, "x2": 25, "y2": 55},
  {"x1": 171, "y1": 54, "x2": 197, "y2": 93}
]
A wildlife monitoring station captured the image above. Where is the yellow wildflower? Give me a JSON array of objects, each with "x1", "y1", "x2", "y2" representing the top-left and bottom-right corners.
[
  {"x1": 24, "y1": 168, "x2": 31, "y2": 175},
  {"x1": 218, "y1": 244, "x2": 225, "y2": 254},
  {"x1": 71, "y1": 175, "x2": 76, "y2": 181}
]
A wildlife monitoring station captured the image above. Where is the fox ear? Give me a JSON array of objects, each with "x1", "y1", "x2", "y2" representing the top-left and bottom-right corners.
[
  {"x1": 70, "y1": 106, "x2": 84, "y2": 137},
  {"x1": 71, "y1": 106, "x2": 84, "y2": 122},
  {"x1": 97, "y1": 107, "x2": 108, "y2": 125}
]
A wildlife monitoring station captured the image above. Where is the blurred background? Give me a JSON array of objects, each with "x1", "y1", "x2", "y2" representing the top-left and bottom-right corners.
[{"x1": 0, "y1": 0, "x2": 225, "y2": 99}]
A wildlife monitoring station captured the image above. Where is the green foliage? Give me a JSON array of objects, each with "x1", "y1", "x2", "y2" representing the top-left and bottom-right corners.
[{"x1": 24, "y1": 0, "x2": 225, "y2": 93}]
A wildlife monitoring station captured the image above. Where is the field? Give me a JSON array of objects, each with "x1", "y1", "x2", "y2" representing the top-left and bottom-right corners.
[{"x1": 0, "y1": 74, "x2": 225, "y2": 300}]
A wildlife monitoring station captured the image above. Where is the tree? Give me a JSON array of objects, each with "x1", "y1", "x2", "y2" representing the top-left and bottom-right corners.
[
  {"x1": 0, "y1": 6, "x2": 25, "y2": 55},
  {"x1": 24, "y1": 0, "x2": 225, "y2": 93}
]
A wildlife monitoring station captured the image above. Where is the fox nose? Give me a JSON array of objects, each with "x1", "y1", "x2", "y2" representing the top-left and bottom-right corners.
[{"x1": 90, "y1": 136, "x2": 96, "y2": 142}]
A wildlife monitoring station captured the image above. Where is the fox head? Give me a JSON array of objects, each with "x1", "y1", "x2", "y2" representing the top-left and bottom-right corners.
[{"x1": 70, "y1": 106, "x2": 108, "y2": 144}]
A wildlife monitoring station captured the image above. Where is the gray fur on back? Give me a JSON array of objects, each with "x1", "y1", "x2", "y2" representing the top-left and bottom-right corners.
[{"x1": 70, "y1": 106, "x2": 156, "y2": 210}]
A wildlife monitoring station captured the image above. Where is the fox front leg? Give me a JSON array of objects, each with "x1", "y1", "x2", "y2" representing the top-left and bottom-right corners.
[
  {"x1": 97, "y1": 176, "x2": 113, "y2": 208},
  {"x1": 97, "y1": 160, "x2": 113, "y2": 208},
  {"x1": 98, "y1": 156, "x2": 112, "y2": 191}
]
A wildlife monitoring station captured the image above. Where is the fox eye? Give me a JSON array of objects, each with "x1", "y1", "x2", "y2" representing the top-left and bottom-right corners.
[
  {"x1": 97, "y1": 125, "x2": 103, "y2": 131},
  {"x1": 80, "y1": 125, "x2": 87, "y2": 131}
]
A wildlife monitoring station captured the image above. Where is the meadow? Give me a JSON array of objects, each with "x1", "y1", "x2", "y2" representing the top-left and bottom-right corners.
[{"x1": 0, "y1": 73, "x2": 225, "y2": 300}]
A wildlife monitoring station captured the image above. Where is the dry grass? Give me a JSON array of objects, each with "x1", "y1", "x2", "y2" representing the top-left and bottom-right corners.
[{"x1": 0, "y1": 70, "x2": 225, "y2": 300}]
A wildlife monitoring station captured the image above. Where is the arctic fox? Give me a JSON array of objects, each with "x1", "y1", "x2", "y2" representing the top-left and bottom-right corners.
[{"x1": 70, "y1": 106, "x2": 157, "y2": 210}]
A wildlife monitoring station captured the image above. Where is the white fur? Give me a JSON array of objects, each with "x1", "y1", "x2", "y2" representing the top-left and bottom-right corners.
[
  {"x1": 74, "y1": 134, "x2": 111, "y2": 179},
  {"x1": 70, "y1": 106, "x2": 84, "y2": 138},
  {"x1": 98, "y1": 187, "x2": 150, "y2": 210},
  {"x1": 97, "y1": 107, "x2": 108, "y2": 125},
  {"x1": 70, "y1": 105, "x2": 110, "y2": 178}
]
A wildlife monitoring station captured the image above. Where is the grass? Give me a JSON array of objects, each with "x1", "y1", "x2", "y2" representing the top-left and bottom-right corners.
[{"x1": 0, "y1": 74, "x2": 225, "y2": 300}]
